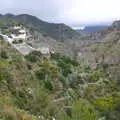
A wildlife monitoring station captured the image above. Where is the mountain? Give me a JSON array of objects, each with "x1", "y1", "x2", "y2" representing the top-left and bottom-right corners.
[
  {"x1": 0, "y1": 14, "x2": 120, "y2": 120},
  {"x1": 77, "y1": 25, "x2": 108, "y2": 34},
  {"x1": 75, "y1": 25, "x2": 109, "y2": 41},
  {"x1": 77, "y1": 22, "x2": 120, "y2": 41},
  {"x1": 84, "y1": 25, "x2": 108, "y2": 33},
  {"x1": 76, "y1": 21, "x2": 120, "y2": 74},
  {"x1": 0, "y1": 14, "x2": 81, "y2": 41}
]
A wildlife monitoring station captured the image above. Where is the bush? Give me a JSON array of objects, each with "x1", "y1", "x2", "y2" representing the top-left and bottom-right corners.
[
  {"x1": 93, "y1": 96, "x2": 120, "y2": 111},
  {"x1": 44, "y1": 80, "x2": 53, "y2": 90},
  {"x1": 25, "y1": 54, "x2": 37, "y2": 63},
  {"x1": 35, "y1": 70, "x2": 45, "y2": 80},
  {"x1": 26, "y1": 63, "x2": 32, "y2": 70},
  {"x1": 51, "y1": 53, "x2": 79, "y2": 77},
  {"x1": 60, "y1": 99, "x2": 99, "y2": 120},
  {"x1": 90, "y1": 70, "x2": 104, "y2": 82},
  {"x1": 0, "y1": 50, "x2": 9, "y2": 59},
  {"x1": 58, "y1": 60, "x2": 72, "y2": 77}
]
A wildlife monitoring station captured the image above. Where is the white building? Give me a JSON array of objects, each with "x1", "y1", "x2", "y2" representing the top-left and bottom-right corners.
[
  {"x1": 11, "y1": 33, "x2": 26, "y2": 41},
  {"x1": 11, "y1": 26, "x2": 27, "y2": 41}
]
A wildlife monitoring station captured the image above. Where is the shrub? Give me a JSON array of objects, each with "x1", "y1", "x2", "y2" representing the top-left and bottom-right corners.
[
  {"x1": 60, "y1": 99, "x2": 99, "y2": 120},
  {"x1": 26, "y1": 63, "x2": 32, "y2": 70},
  {"x1": 35, "y1": 70, "x2": 45, "y2": 80},
  {"x1": 25, "y1": 54, "x2": 37, "y2": 63},
  {"x1": 0, "y1": 50, "x2": 8, "y2": 59},
  {"x1": 44, "y1": 80, "x2": 53, "y2": 91},
  {"x1": 90, "y1": 70, "x2": 104, "y2": 82},
  {"x1": 93, "y1": 96, "x2": 120, "y2": 111},
  {"x1": 51, "y1": 53, "x2": 79, "y2": 77}
]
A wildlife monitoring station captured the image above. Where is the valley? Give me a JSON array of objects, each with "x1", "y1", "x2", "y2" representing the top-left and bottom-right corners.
[{"x1": 0, "y1": 14, "x2": 120, "y2": 120}]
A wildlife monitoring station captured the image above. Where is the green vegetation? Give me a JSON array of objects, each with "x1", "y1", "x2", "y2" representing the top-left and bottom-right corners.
[
  {"x1": 0, "y1": 42, "x2": 119, "y2": 120},
  {"x1": 25, "y1": 53, "x2": 37, "y2": 63},
  {"x1": 51, "y1": 53, "x2": 78, "y2": 77},
  {"x1": 0, "y1": 50, "x2": 9, "y2": 59},
  {"x1": 12, "y1": 39, "x2": 23, "y2": 44},
  {"x1": 60, "y1": 100, "x2": 99, "y2": 120},
  {"x1": 0, "y1": 20, "x2": 120, "y2": 120}
]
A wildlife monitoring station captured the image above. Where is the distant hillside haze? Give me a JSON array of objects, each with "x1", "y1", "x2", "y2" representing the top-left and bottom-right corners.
[
  {"x1": 0, "y1": 14, "x2": 82, "y2": 41},
  {"x1": 76, "y1": 22, "x2": 120, "y2": 41},
  {"x1": 77, "y1": 25, "x2": 108, "y2": 33}
]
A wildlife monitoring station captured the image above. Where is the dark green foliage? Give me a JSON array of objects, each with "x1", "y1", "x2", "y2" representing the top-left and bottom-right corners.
[
  {"x1": 0, "y1": 50, "x2": 9, "y2": 59},
  {"x1": 26, "y1": 63, "x2": 32, "y2": 70},
  {"x1": 35, "y1": 70, "x2": 45, "y2": 80},
  {"x1": 51, "y1": 53, "x2": 78, "y2": 77},
  {"x1": 14, "y1": 90, "x2": 28, "y2": 108},
  {"x1": 58, "y1": 60, "x2": 72, "y2": 77},
  {"x1": 51, "y1": 53, "x2": 79, "y2": 66},
  {"x1": 25, "y1": 54, "x2": 37, "y2": 63},
  {"x1": 44, "y1": 80, "x2": 53, "y2": 91}
]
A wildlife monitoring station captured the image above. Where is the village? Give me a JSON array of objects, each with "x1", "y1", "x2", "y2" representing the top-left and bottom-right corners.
[{"x1": 0, "y1": 25, "x2": 53, "y2": 55}]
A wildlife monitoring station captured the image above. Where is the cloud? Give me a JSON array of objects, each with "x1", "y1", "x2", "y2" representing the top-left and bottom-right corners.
[{"x1": 60, "y1": 0, "x2": 120, "y2": 25}]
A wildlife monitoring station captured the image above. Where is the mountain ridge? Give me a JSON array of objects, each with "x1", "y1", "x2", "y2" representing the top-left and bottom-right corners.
[
  {"x1": 77, "y1": 25, "x2": 108, "y2": 34},
  {"x1": 0, "y1": 13, "x2": 81, "y2": 41}
]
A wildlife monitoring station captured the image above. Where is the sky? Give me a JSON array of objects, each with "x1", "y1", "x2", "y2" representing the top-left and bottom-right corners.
[{"x1": 1, "y1": 0, "x2": 120, "y2": 28}]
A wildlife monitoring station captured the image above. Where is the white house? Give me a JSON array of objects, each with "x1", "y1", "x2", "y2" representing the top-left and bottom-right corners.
[
  {"x1": 11, "y1": 26, "x2": 27, "y2": 41},
  {"x1": 11, "y1": 33, "x2": 26, "y2": 41}
]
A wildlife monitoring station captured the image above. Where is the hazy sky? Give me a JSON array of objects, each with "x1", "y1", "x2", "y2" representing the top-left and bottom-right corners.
[{"x1": 1, "y1": 0, "x2": 120, "y2": 28}]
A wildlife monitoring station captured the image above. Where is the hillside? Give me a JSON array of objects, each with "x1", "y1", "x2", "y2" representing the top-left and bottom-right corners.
[
  {"x1": 77, "y1": 25, "x2": 108, "y2": 33},
  {"x1": 76, "y1": 21, "x2": 120, "y2": 63},
  {"x1": 0, "y1": 14, "x2": 81, "y2": 41},
  {"x1": 0, "y1": 29, "x2": 120, "y2": 120},
  {"x1": 0, "y1": 14, "x2": 120, "y2": 120},
  {"x1": 77, "y1": 21, "x2": 120, "y2": 41},
  {"x1": 77, "y1": 31, "x2": 120, "y2": 77}
]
